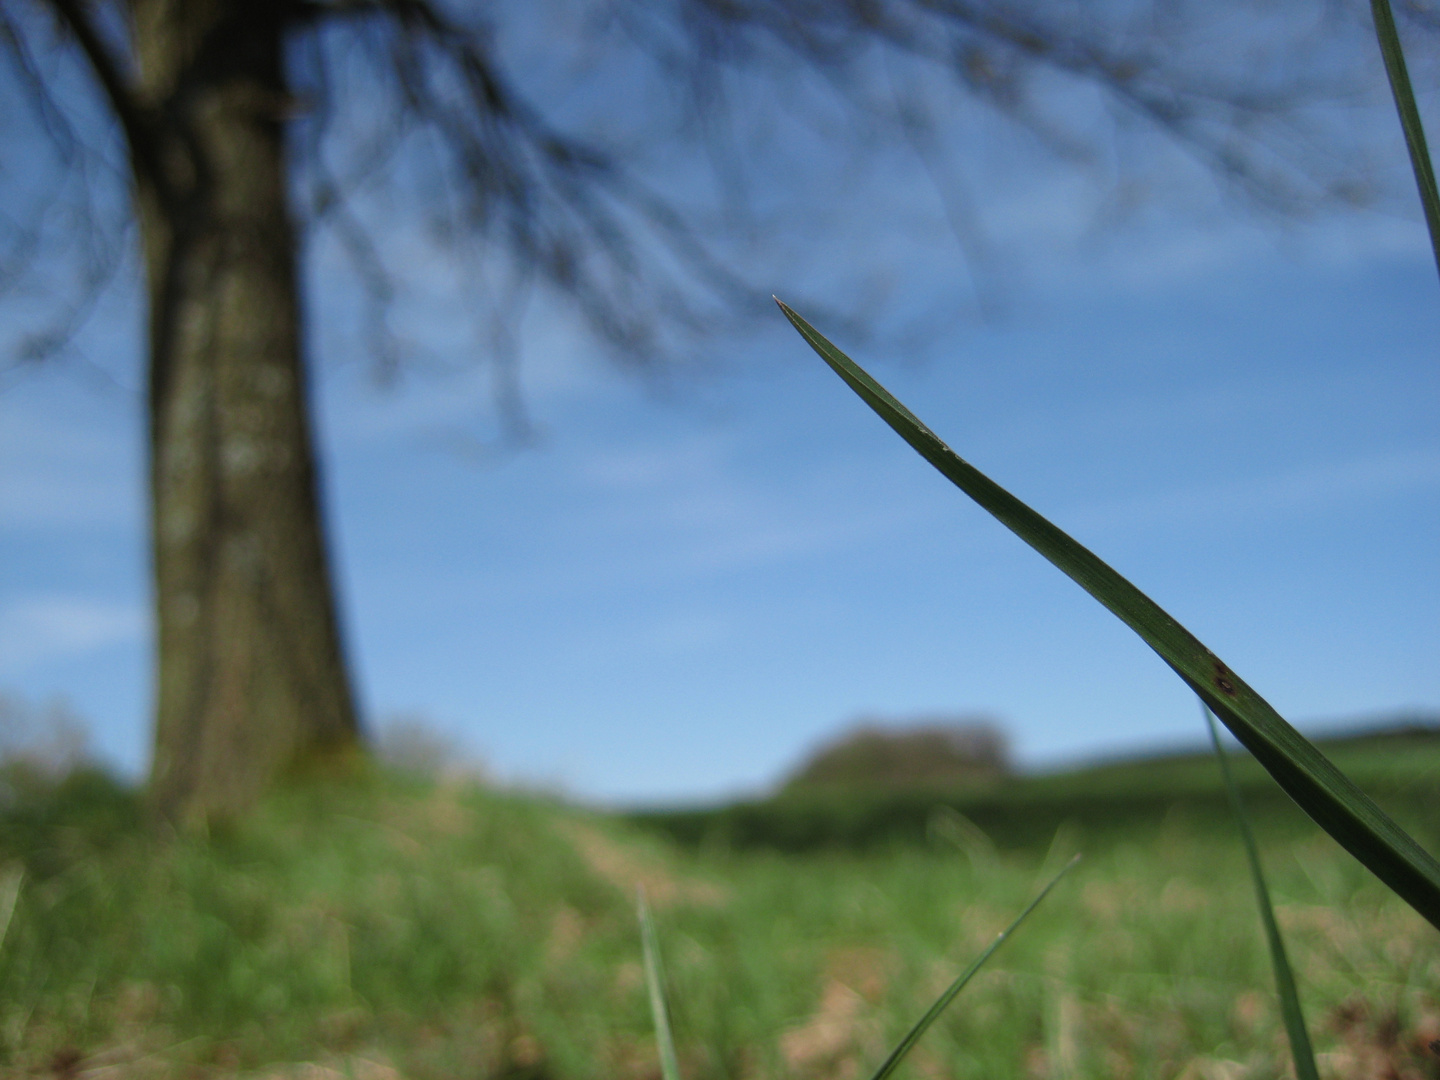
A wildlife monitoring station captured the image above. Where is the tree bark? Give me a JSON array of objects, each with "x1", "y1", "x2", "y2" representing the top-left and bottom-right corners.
[{"x1": 132, "y1": 0, "x2": 360, "y2": 823}]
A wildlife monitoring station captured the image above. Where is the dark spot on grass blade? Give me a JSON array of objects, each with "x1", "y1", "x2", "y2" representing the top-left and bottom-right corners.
[{"x1": 1211, "y1": 659, "x2": 1237, "y2": 695}]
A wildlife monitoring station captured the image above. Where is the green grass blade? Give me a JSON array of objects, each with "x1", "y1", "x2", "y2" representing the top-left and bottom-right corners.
[
  {"x1": 638, "y1": 888, "x2": 684, "y2": 1080},
  {"x1": 866, "y1": 854, "x2": 1080, "y2": 1080},
  {"x1": 1203, "y1": 702, "x2": 1319, "y2": 1080},
  {"x1": 0, "y1": 867, "x2": 21, "y2": 956},
  {"x1": 1370, "y1": 0, "x2": 1440, "y2": 280},
  {"x1": 776, "y1": 297, "x2": 1440, "y2": 929}
]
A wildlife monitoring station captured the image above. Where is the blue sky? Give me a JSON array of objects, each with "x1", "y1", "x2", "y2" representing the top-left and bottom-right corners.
[{"x1": 1, "y1": 10, "x2": 1438, "y2": 805}]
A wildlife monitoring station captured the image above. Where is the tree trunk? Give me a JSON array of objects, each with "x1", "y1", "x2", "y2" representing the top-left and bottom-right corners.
[{"x1": 133, "y1": 0, "x2": 360, "y2": 823}]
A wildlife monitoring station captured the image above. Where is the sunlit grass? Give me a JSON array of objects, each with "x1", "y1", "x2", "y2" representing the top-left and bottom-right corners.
[{"x1": 0, "y1": 769, "x2": 1434, "y2": 1079}]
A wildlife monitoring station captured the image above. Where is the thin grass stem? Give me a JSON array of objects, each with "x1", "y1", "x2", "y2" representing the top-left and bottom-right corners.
[
  {"x1": 0, "y1": 868, "x2": 20, "y2": 956},
  {"x1": 1203, "y1": 702, "x2": 1319, "y2": 1080},
  {"x1": 865, "y1": 854, "x2": 1080, "y2": 1080},
  {"x1": 1370, "y1": 0, "x2": 1440, "y2": 280},
  {"x1": 638, "y1": 887, "x2": 684, "y2": 1080}
]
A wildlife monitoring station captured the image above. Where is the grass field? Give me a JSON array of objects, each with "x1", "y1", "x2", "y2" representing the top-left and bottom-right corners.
[{"x1": 0, "y1": 744, "x2": 1436, "y2": 1080}]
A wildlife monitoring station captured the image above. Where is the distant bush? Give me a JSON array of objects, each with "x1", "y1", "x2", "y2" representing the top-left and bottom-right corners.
[
  {"x1": 782, "y1": 717, "x2": 1009, "y2": 793},
  {"x1": 634, "y1": 719, "x2": 1440, "y2": 854}
]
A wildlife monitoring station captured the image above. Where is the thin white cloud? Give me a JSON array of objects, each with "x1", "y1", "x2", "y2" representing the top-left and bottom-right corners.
[
  {"x1": 0, "y1": 470, "x2": 133, "y2": 530},
  {"x1": 0, "y1": 395, "x2": 139, "y2": 531},
  {"x1": 0, "y1": 596, "x2": 146, "y2": 674},
  {"x1": 580, "y1": 432, "x2": 732, "y2": 491},
  {"x1": 1064, "y1": 447, "x2": 1440, "y2": 538},
  {"x1": 634, "y1": 612, "x2": 734, "y2": 659},
  {"x1": 572, "y1": 428, "x2": 950, "y2": 580}
]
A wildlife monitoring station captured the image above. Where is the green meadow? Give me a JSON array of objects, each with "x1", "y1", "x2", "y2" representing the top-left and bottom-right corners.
[
  {"x1": 1, "y1": 728, "x2": 1435, "y2": 1080},
  {"x1": 1, "y1": 4, "x2": 1434, "y2": 1079}
]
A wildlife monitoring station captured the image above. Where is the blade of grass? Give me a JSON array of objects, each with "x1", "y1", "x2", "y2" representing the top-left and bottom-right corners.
[
  {"x1": 638, "y1": 887, "x2": 683, "y2": 1080},
  {"x1": 0, "y1": 867, "x2": 20, "y2": 955},
  {"x1": 866, "y1": 854, "x2": 1080, "y2": 1080},
  {"x1": 1370, "y1": 0, "x2": 1440, "y2": 279},
  {"x1": 776, "y1": 297, "x2": 1440, "y2": 929},
  {"x1": 1203, "y1": 701, "x2": 1319, "y2": 1080}
]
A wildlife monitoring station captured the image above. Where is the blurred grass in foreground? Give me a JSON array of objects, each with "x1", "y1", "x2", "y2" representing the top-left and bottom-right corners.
[{"x1": 0, "y1": 754, "x2": 1435, "y2": 1080}]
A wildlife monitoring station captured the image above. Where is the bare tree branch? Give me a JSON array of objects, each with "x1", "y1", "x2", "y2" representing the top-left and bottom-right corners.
[
  {"x1": 41, "y1": 0, "x2": 168, "y2": 200},
  {"x1": 10, "y1": 0, "x2": 1434, "y2": 392},
  {"x1": 0, "y1": 2, "x2": 82, "y2": 160},
  {"x1": 650, "y1": 0, "x2": 1377, "y2": 214}
]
